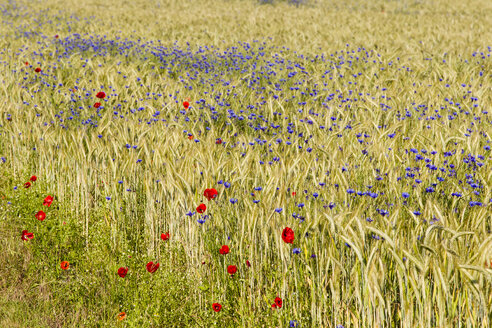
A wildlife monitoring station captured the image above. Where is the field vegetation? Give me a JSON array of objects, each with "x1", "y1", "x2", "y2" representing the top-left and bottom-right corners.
[{"x1": 0, "y1": 0, "x2": 491, "y2": 327}]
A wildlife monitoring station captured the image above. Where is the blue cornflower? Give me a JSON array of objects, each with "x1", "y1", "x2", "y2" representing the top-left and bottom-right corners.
[
  {"x1": 293, "y1": 248, "x2": 301, "y2": 254},
  {"x1": 289, "y1": 320, "x2": 298, "y2": 327},
  {"x1": 186, "y1": 211, "x2": 195, "y2": 217},
  {"x1": 253, "y1": 199, "x2": 260, "y2": 204},
  {"x1": 347, "y1": 188, "x2": 355, "y2": 194},
  {"x1": 224, "y1": 182, "x2": 231, "y2": 188},
  {"x1": 275, "y1": 208, "x2": 283, "y2": 213},
  {"x1": 230, "y1": 198, "x2": 238, "y2": 204},
  {"x1": 297, "y1": 203, "x2": 304, "y2": 208},
  {"x1": 106, "y1": 196, "x2": 111, "y2": 200},
  {"x1": 402, "y1": 192, "x2": 410, "y2": 198}
]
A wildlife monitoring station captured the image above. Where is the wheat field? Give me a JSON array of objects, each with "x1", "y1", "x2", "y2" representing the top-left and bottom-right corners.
[{"x1": 0, "y1": 0, "x2": 491, "y2": 327}]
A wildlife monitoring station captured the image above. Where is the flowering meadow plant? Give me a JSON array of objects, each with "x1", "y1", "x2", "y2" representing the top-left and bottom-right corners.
[{"x1": 0, "y1": 0, "x2": 491, "y2": 327}]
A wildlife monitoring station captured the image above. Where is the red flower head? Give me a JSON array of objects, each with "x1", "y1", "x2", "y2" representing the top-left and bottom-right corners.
[
  {"x1": 216, "y1": 138, "x2": 222, "y2": 144},
  {"x1": 219, "y1": 245, "x2": 229, "y2": 255},
  {"x1": 94, "y1": 102, "x2": 101, "y2": 108},
  {"x1": 25, "y1": 61, "x2": 29, "y2": 66},
  {"x1": 203, "y1": 188, "x2": 218, "y2": 201},
  {"x1": 292, "y1": 191, "x2": 296, "y2": 196},
  {"x1": 35, "y1": 210, "x2": 46, "y2": 221},
  {"x1": 271, "y1": 303, "x2": 277, "y2": 309},
  {"x1": 35, "y1": 67, "x2": 41, "y2": 73},
  {"x1": 212, "y1": 303, "x2": 222, "y2": 312},
  {"x1": 188, "y1": 135, "x2": 193, "y2": 140},
  {"x1": 117, "y1": 267, "x2": 129, "y2": 278},
  {"x1": 227, "y1": 265, "x2": 237, "y2": 275},
  {"x1": 146, "y1": 261, "x2": 159, "y2": 273},
  {"x1": 196, "y1": 203, "x2": 206, "y2": 214},
  {"x1": 274, "y1": 297, "x2": 283, "y2": 308},
  {"x1": 161, "y1": 232, "x2": 170, "y2": 241},
  {"x1": 60, "y1": 261, "x2": 69, "y2": 270},
  {"x1": 282, "y1": 227, "x2": 295, "y2": 244},
  {"x1": 183, "y1": 101, "x2": 190, "y2": 109},
  {"x1": 246, "y1": 260, "x2": 251, "y2": 268},
  {"x1": 117, "y1": 312, "x2": 126, "y2": 321},
  {"x1": 30, "y1": 175, "x2": 37, "y2": 182},
  {"x1": 43, "y1": 195, "x2": 53, "y2": 207},
  {"x1": 96, "y1": 91, "x2": 106, "y2": 99},
  {"x1": 21, "y1": 230, "x2": 34, "y2": 241},
  {"x1": 55, "y1": 35, "x2": 59, "y2": 39},
  {"x1": 24, "y1": 182, "x2": 31, "y2": 188}
]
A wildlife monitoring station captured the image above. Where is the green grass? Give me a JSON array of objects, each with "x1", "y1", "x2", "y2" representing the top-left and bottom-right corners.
[{"x1": 0, "y1": 0, "x2": 491, "y2": 327}]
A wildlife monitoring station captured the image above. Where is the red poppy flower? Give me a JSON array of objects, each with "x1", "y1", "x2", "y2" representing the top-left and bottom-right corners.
[
  {"x1": 117, "y1": 312, "x2": 126, "y2": 320},
  {"x1": 196, "y1": 203, "x2": 206, "y2": 214},
  {"x1": 96, "y1": 91, "x2": 106, "y2": 99},
  {"x1": 219, "y1": 245, "x2": 229, "y2": 255},
  {"x1": 35, "y1": 67, "x2": 41, "y2": 73},
  {"x1": 161, "y1": 232, "x2": 170, "y2": 241},
  {"x1": 282, "y1": 227, "x2": 295, "y2": 244},
  {"x1": 35, "y1": 210, "x2": 46, "y2": 221},
  {"x1": 203, "y1": 188, "x2": 218, "y2": 201},
  {"x1": 183, "y1": 101, "x2": 190, "y2": 109},
  {"x1": 146, "y1": 261, "x2": 159, "y2": 273},
  {"x1": 271, "y1": 303, "x2": 277, "y2": 309},
  {"x1": 274, "y1": 297, "x2": 282, "y2": 308},
  {"x1": 188, "y1": 135, "x2": 193, "y2": 140},
  {"x1": 30, "y1": 175, "x2": 37, "y2": 182},
  {"x1": 25, "y1": 61, "x2": 29, "y2": 66},
  {"x1": 212, "y1": 303, "x2": 222, "y2": 312},
  {"x1": 60, "y1": 261, "x2": 69, "y2": 270},
  {"x1": 292, "y1": 191, "x2": 296, "y2": 196},
  {"x1": 246, "y1": 260, "x2": 251, "y2": 267},
  {"x1": 21, "y1": 230, "x2": 34, "y2": 241},
  {"x1": 94, "y1": 102, "x2": 101, "y2": 108},
  {"x1": 55, "y1": 35, "x2": 59, "y2": 39},
  {"x1": 227, "y1": 265, "x2": 237, "y2": 275},
  {"x1": 24, "y1": 182, "x2": 31, "y2": 188},
  {"x1": 117, "y1": 267, "x2": 128, "y2": 278},
  {"x1": 43, "y1": 195, "x2": 53, "y2": 207},
  {"x1": 216, "y1": 138, "x2": 222, "y2": 144}
]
